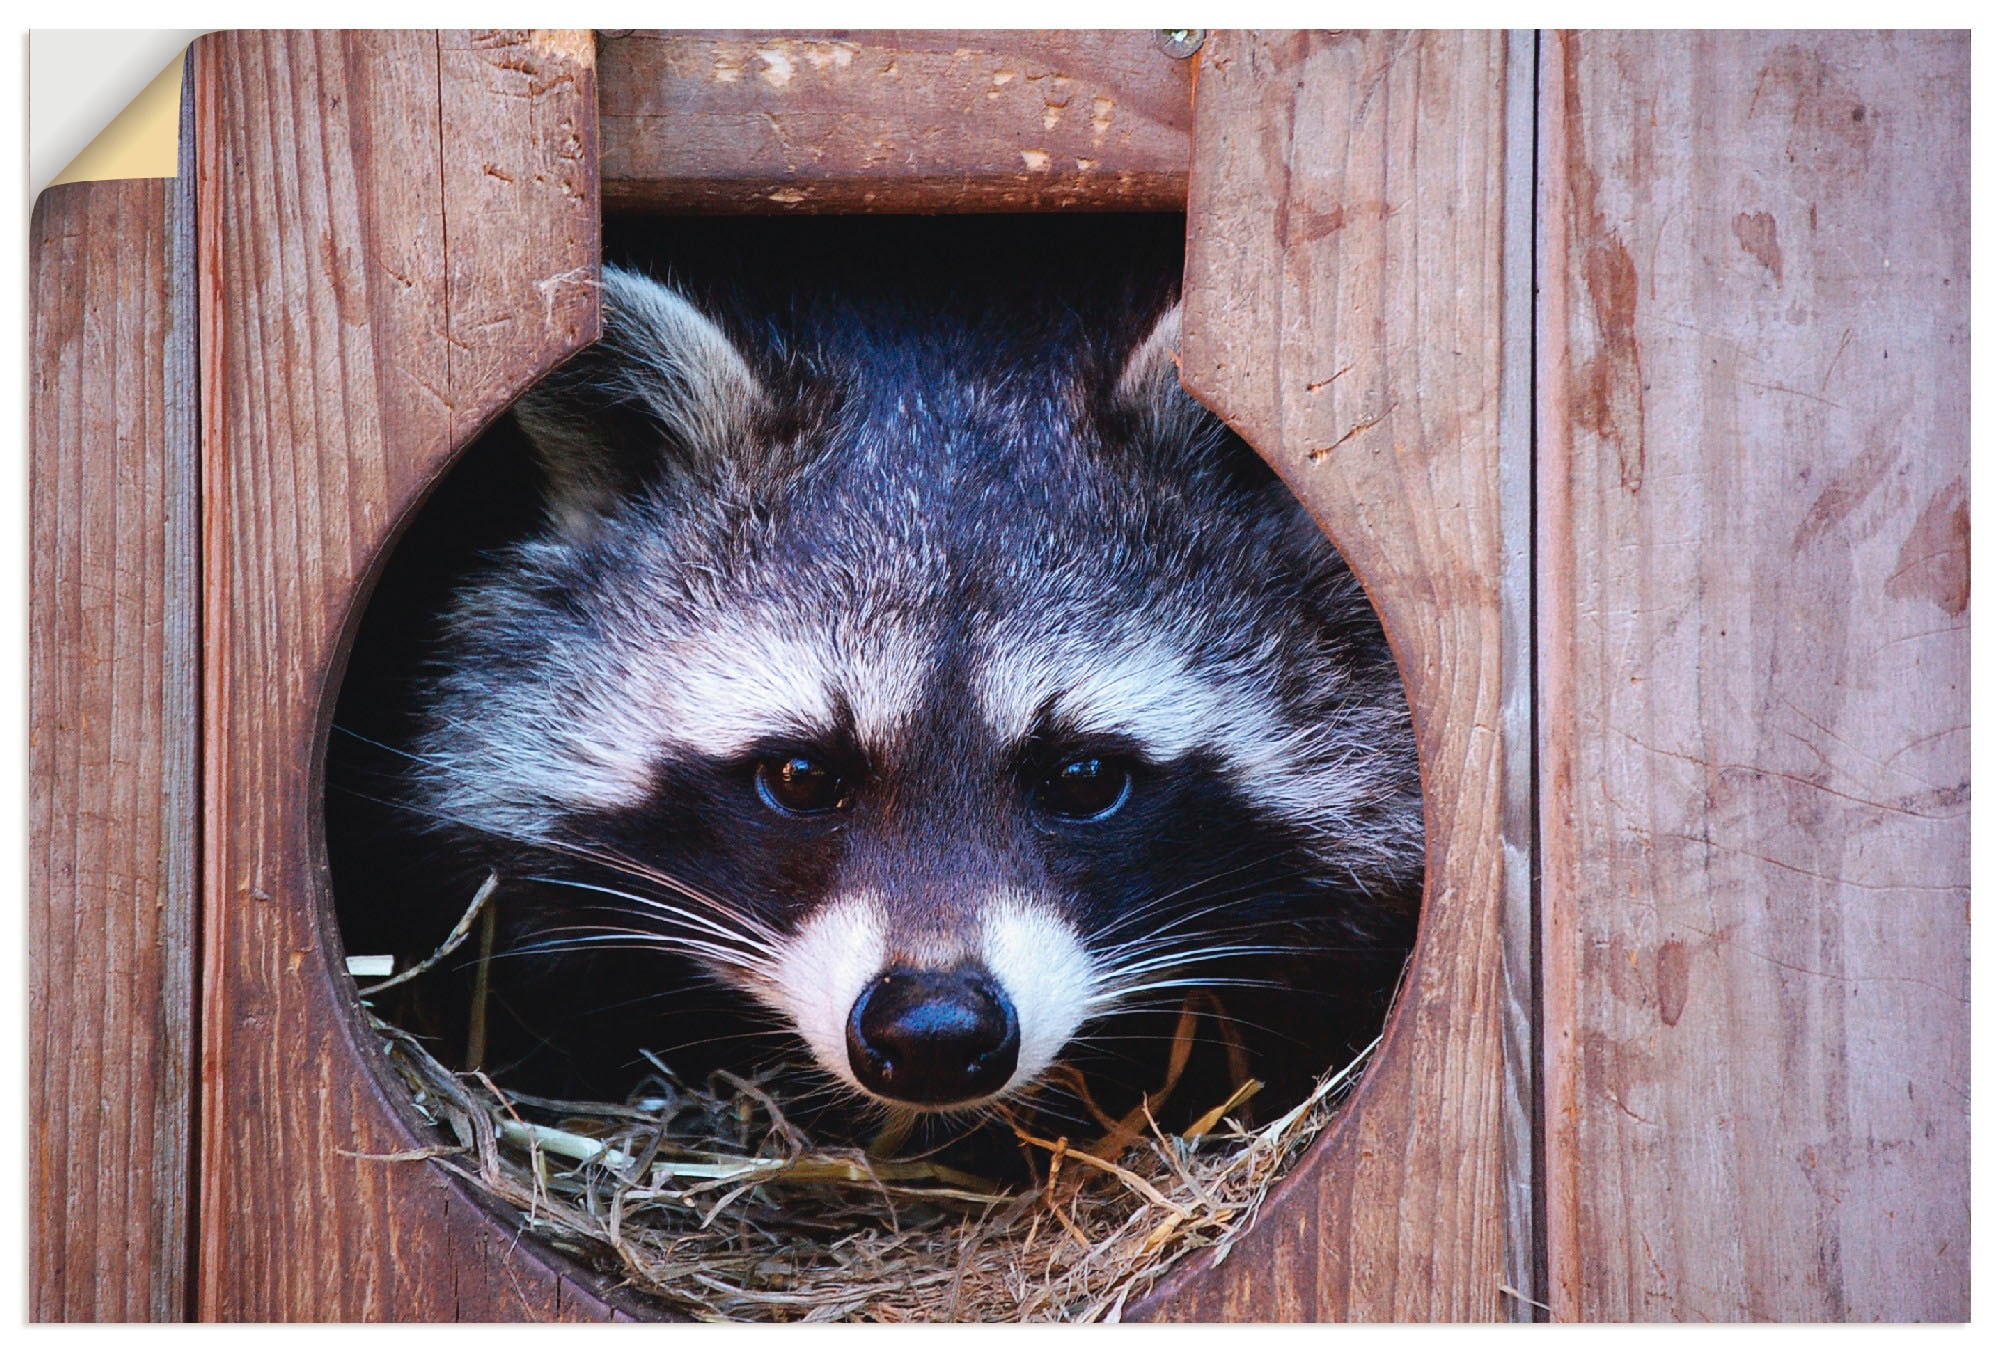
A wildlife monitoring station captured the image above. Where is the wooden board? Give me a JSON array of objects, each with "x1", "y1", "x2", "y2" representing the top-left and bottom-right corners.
[
  {"x1": 1136, "y1": 30, "x2": 1524, "y2": 1321},
  {"x1": 1536, "y1": 30, "x2": 1970, "y2": 1320},
  {"x1": 194, "y1": 29, "x2": 613, "y2": 1319},
  {"x1": 600, "y1": 30, "x2": 1192, "y2": 212},
  {"x1": 28, "y1": 82, "x2": 200, "y2": 1323},
  {"x1": 37, "y1": 24, "x2": 1965, "y2": 1322}
]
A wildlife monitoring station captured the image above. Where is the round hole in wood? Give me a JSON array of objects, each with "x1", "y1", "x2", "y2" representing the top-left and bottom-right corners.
[{"x1": 319, "y1": 214, "x2": 1424, "y2": 1321}]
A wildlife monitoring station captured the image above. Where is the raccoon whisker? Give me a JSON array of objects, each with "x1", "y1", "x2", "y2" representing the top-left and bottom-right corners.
[
  {"x1": 988, "y1": 1055, "x2": 1088, "y2": 1113},
  {"x1": 535, "y1": 852, "x2": 790, "y2": 948},
  {"x1": 1062, "y1": 1028, "x2": 1274, "y2": 1058},
  {"x1": 1095, "y1": 923, "x2": 1397, "y2": 966},
  {"x1": 492, "y1": 934, "x2": 767, "y2": 977},
  {"x1": 1084, "y1": 975, "x2": 1291, "y2": 1012},
  {"x1": 955, "y1": 1104, "x2": 1019, "y2": 1145},
  {"x1": 484, "y1": 945, "x2": 767, "y2": 987},
  {"x1": 321, "y1": 788, "x2": 784, "y2": 953},
  {"x1": 549, "y1": 1004, "x2": 780, "y2": 1052},
  {"x1": 769, "y1": 1078, "x2": 859, "y2": 1118},
  {"x1": 514, "y1": 875, "x2": 786, "y2": 958},
  {"x1": 323, "y1": 782, "x2": 759, "y2": 934},
  {"x1": 324, "y1": 781, "x2": 502, "y2": 829},
  {"x1": 1017, "y1": 1059, "x2": 1155, "y2": 1110},
  {"x1": 549, "y1": 901, "x2": 779, "y2": 961},
  {"x1": 1092, "y1": 933, "x2": 1331, "y2": 970},
  {"x1": 1091, "y1": 904, "x2": 1272, "y2": 956},
  {"x1": 773, "y1": 1073, "x2": 878, "y2": 1127},
  {"x1": 1088, "y1": 928, "x2": 1304, "y2": 972},
  {"x1": 328, "y1": 724, "x2": 458, "y2": 770},
  {"x1": 1092, "y1": 865, "x2": 1373, "y2": 933},
  {"x1": 1096, "y1": 976, "x2": 1296, "y2": 1000},
  {"x1": 1088, "y1": 880, "x2": 1347, "y2": 953},
  {"x1": 1072, "y1": 1003, "x2": 1303, "y2": 1046},
  {"x1": 871, "y1": 1106, "x2": 997, "y2": 1157},
  {"x1": 549, "y1": 890, "x2": 775, "y2": 942},
  {"x1": 538, "y1": 981, "x2": 791, "y2": 1030},
  {"x1": 499, "y1": 915, "x2": 760, "y2": 956},
  {"x1": 516, "y1": 856, "x2": 780, "y2": 928},
  {"x1": 1095, "y1": 965, "x2": 1297, "y2": 991},
  {"x1": 1080, "y1": 855, "x2": 1300, "y2": 944},
  {"x1": 490, "y1": 932, "x2": 777, "y2": 980},
  {"x1": 1094, "y1": 943, "x2": 1329, "y2": 980},
  {"x1": 539, "y1": 919, "x2": 784, "y2": 981},
  {"x1": 638, "y1": 1028, "x2": 794, "y2": 1063}
]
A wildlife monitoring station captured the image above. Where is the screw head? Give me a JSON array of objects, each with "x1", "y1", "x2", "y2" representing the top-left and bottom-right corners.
[{"x1": 1156, "y1": 29, "x2": 1206, "y2": 60}]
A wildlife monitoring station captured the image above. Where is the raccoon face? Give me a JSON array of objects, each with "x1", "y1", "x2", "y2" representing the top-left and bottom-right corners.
[{"x1": 410, "y1": 267, "x2": 1423, "y2": 1113}]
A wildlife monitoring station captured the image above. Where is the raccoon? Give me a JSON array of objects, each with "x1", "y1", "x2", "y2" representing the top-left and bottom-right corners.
[{"x1": 337, "y1": 242, "x2": 1422, "y2": 1144}]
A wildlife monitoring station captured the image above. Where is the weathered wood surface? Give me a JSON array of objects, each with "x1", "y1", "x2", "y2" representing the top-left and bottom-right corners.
[
  {"x1": 1537, "y1": 31, "x2": 1970, "y2": 1321},
  {"x1": 1493, "y1": 28, "x2": 1542, "y2": 1319},
  {"x1": 28, "y1": 84, "x2": 200, "y2": 1321},
  {"x1": 1140, "y1": 30, "x2": 1523, "y2": 1321},
  {"x1": 195, "y1": 29, "x2": 610, "y2": 1319},
  {"x1": 600, "y1": 30, "x2": 1192, "y2": 212}
]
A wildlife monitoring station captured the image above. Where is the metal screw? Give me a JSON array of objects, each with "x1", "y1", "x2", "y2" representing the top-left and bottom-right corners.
[{"x1": 1156, "y1": 29, "x2": 1206, "y2": 60}]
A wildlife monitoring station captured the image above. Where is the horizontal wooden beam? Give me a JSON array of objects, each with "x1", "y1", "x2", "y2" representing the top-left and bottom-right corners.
[{"x1": 599, "y1": 30, "x2": 1192, "y2": 213}]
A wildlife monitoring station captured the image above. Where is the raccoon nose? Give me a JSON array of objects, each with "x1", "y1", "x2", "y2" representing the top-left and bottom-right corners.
[{"x1": 845, "y1": 967, "x2": 1020, "y2": 1106}]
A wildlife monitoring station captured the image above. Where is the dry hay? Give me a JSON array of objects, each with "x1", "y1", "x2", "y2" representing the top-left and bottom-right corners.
[{"x1": 351, "y1": 876, "x2": 1372, "y2": 1322}]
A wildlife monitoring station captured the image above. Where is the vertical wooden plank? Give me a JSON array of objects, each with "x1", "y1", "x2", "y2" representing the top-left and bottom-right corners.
[
  {"x1": 28, "y1": 69, "x2": 200, "y2": 1319},
  {"x1": 1538, "y1": 31, "x2": 1969, "y2": 1321},
  {"x1": 196, "y1": 30, "x2": 606, "y2": 1319},
  {"x1": 440, "y1": 29, "x2": 601, "y2": 446},
  {"x1": 1142, "y1": 30, "x2": 1520, "y2": 1320},
  {"x1": 1494, "y1": 27, "x2": 1542, "y2": 1321}
]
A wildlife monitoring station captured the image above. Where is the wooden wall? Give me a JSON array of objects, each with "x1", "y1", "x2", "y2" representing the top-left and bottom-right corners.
[
  {"x1": 29, "y1": 80, "x2": 199, "y2": 1324},
  {"x1": 1138, "y1": 30, "x2": 1526, "y2": 1321},
  {"x1": 191, "y1": 30, "x2": 613, "y2": 1319},
  {"x1": 28, "y1": 27, "x2": 1969, "y2": 1322},
  {"x1": 1537, "y1": 30, "x2": 1969, "y2": 1321}
]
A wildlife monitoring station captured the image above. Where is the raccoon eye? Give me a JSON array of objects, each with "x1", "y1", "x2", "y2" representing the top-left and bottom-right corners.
[
  {"x1": 1033, "y1": 757, "x2": 1133, "y2": 823},
  {"x1": 755, "y1": 755, "x2": 852, "y2": 816}
]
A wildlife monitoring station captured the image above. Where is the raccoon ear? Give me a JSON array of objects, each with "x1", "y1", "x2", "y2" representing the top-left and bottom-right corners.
[
  {"x1": 1115, "y1": 301, "x2": 1292, "y2": 499},
  {"x1": 1113, "y1": 302, "x2": 1211, "y2": 452},
  {"x1": 1115, "y1": 301, "x2": 1182, "y2": 403},
  {"x1": 513, "y1": 266, "x2": 766, "y2": 536}
]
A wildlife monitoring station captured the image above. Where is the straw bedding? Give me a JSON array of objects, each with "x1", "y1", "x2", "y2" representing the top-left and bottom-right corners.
[{"x1": 353, "y1": 876, "x2": 1369, "y2": 1322}]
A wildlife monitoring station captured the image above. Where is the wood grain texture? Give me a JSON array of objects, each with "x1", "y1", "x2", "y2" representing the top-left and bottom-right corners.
[
  {"x1": 29, "y1": 107, "x2": 200, "y2": 1320},
  {"x1": 1138, "y1": 31, "x2": 1523, "y2": 1321},
  {"x1": 1537, "y1": 31, "x2": 1969, "y2": 1320},
  {"x1": 599, "y1": 30, "x2": 1191, "y2": 212},
  {"x1": 1493, "y1": 28, "x2": 1541, "y2": 1320},
  {"x1": 195, "y1": 30, "x2": 608, "y2": 1319}
]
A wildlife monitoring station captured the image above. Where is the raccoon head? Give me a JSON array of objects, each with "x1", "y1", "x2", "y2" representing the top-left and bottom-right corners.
[{"x1": 412, "y1": 266, "x2": 1422, "y2": 1113}]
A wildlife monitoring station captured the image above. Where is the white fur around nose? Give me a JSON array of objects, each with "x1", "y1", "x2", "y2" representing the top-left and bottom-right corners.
[
  {"x1": 762, "y1": 892, "x2": 1096, "y2": 1105},
  {"x1": 981, "y1": 896, "x2": 1097, "y2": 1095},
  {"x1": 763, "y1": 894, "x2": 886, "y2": 1095}
]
